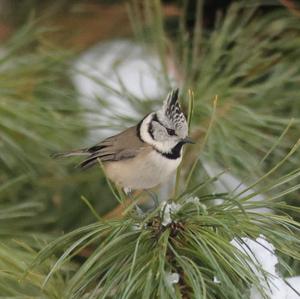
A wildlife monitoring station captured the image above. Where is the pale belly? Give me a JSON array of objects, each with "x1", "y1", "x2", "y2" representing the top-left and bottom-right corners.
[{"x1": 104, "y1": 151, "x2": 182, "y2": 190}]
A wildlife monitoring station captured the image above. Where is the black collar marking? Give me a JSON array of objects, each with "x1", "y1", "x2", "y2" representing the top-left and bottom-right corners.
[{"x1": 155, "y1": 141, "x2": 184, "y2": 160}]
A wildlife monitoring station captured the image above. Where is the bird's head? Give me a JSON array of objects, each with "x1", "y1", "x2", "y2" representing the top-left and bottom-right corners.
[{"x1": 139, "y1": 89, "x2": 193, "y2": 155}]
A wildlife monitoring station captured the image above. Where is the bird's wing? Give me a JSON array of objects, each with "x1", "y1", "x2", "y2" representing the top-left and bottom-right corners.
[{"x1": 79, "y1": 125, "x2": 150, "y2": 169}]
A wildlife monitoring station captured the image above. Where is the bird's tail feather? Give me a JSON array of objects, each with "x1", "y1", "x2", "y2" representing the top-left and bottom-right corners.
[
  {"x1": 50, "y1": 149, "x2": 90, "y2": 159},
  {"x1": 51, "y1": 145, "x2": 108, "y2": 169},
  {"x1": 51, "y1": 149, "x2": 102, "y2": 169},
  {"x1": 78, "y1": 157, "x2": 99, "y2": 169}
]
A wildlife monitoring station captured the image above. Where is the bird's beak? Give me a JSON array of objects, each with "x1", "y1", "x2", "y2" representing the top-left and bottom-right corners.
[{"x1": 181, "y1": 137, "x2": 195, "y2": 144}]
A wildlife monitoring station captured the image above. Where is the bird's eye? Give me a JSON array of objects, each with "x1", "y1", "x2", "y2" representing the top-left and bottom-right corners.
[{"x1": 166, "y1": 128, "x2": 176, "y2": 136}]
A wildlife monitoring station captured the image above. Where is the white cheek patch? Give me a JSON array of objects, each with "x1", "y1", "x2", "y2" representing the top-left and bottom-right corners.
[{"x1": 140, "y1": 113, "x2": 177, "y2": 153}]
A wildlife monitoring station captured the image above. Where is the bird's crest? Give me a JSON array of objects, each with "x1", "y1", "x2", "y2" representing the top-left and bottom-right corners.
[{"x1": 160, "y1": 89, "x2": 187, "y2": 132}]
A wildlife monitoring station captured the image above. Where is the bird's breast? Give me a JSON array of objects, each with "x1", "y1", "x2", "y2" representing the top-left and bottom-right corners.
[{"x1": 104, "y1": 150, "x2": 182, "y2": 190}]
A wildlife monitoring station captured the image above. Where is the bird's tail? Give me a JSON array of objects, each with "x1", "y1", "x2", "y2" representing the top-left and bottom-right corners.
[
  {"x1": 50, "y1": 148, "x2": 102, "y2": 169},
  {"x1": 50, "y1": 149, "x2": 90, "y2": 159}
]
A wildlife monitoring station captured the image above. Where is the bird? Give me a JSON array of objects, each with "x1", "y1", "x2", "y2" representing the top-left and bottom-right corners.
[{"x1": 53, "y1": 89, "x2": 194, "y2": 192}]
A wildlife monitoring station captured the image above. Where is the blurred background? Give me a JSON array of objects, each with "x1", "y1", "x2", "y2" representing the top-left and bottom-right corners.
[{"x1": 0, "y1": 0, "x2": 300, "y2": 296}]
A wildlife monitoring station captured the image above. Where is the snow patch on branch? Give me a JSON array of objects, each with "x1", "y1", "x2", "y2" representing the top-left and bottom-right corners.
[
  {"x1": 166, "y1": 272, "x2": 180, "y2": 285},
  {"x1": 161, "y1": 202, "x2": 181, "y2": 226}
]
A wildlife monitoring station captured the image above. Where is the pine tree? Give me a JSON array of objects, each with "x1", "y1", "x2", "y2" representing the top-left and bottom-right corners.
[{"x1": 0, "y1": 1, "x2": 300, "y2": 298}]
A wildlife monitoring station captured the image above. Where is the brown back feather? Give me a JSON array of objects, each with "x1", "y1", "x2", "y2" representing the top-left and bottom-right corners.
[{"x1": 80, "y1": 125, "x2": 150, "y2": 169}]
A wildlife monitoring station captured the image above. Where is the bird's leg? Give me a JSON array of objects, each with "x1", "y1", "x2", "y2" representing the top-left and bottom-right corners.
[
  {"x1": 144, "y1": 190, "x2": 159, "y2": 209},
  {"x1": 124, "y1": 188, "x2": 144, "y2": 217}
]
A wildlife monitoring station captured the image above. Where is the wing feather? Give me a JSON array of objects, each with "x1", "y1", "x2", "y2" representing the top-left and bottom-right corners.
[{"x1": 80, "y1": 125, "x2": 150, "y2": 168}]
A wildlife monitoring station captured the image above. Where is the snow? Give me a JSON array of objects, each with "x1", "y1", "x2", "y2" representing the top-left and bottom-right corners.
[
  {"x1": 166, "y1": 272, "x2": 180, "y2": 285},
  {"x1": 161, "y1": 202, "x2": 181, "y2": 226},
  {"x1": 231, "y1": 235, "x2": 300, "y2": 299}
]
